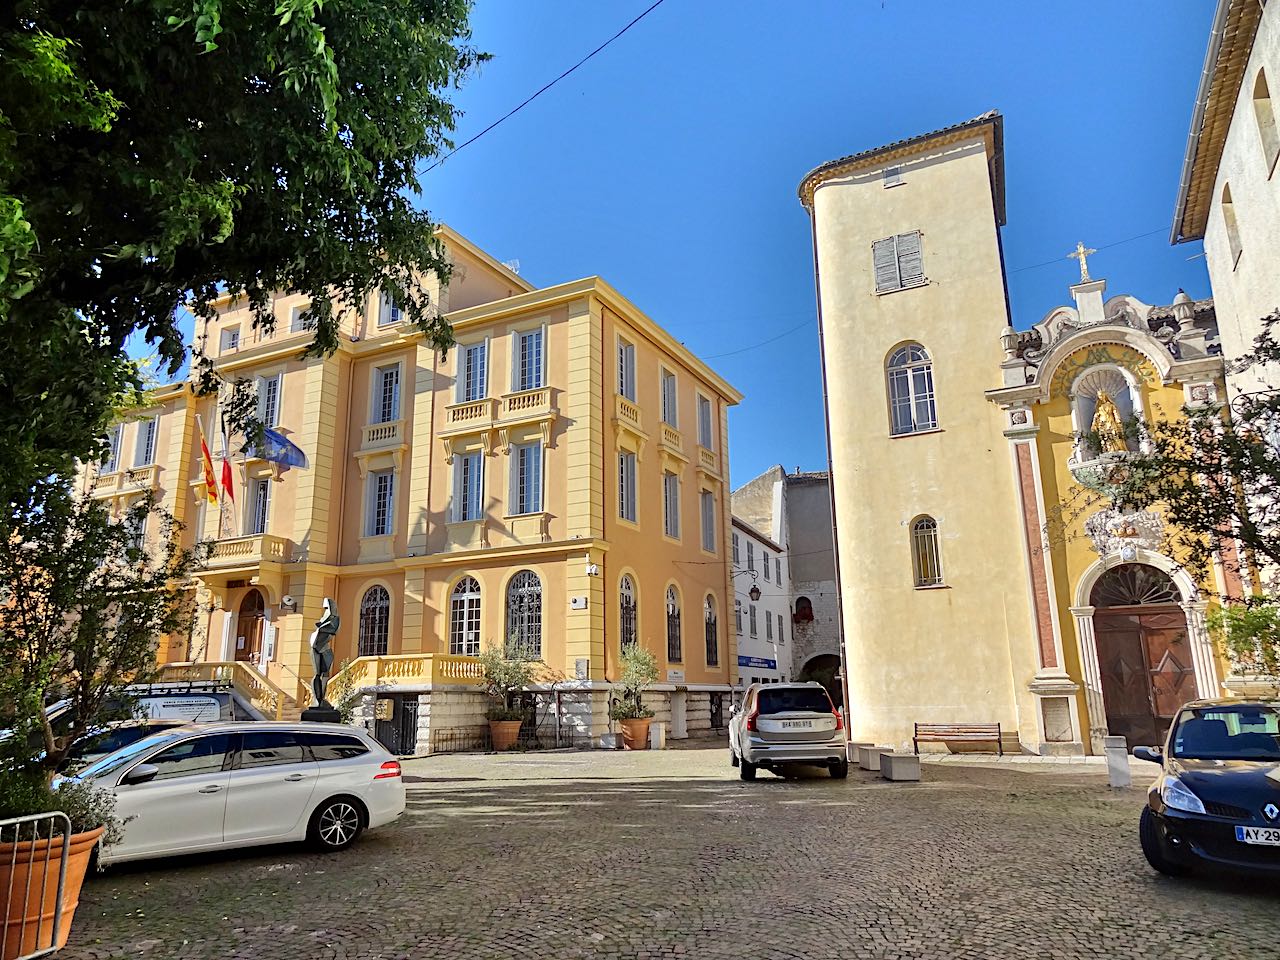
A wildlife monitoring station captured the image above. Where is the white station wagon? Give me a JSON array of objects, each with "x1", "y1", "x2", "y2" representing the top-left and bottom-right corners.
[
  {"x1": 729, "y1": 682, "x2": 848, "y2": 780},
  {"x1": 62, "y1": 721, "x2": 406, "y2": 866}
]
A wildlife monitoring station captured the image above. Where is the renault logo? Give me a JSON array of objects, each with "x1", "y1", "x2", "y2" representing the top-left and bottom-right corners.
[{"x1": 1265, "y1": 803, "x2": 1279, "y2": 822}]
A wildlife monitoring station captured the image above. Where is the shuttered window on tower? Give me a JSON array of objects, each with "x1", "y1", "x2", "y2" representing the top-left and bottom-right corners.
[{"x1": 872, "y1": 231, "x2": 926, "y2": 293}]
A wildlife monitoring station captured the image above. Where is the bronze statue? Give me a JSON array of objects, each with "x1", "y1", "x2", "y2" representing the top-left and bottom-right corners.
[{"x1": 310, "y1": 598, "x2": 339, "y2": 708}]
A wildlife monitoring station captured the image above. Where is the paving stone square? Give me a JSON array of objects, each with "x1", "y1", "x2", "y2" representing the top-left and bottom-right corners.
[{"x1": 64, "y1": 746, "x2": 1279, "y2": 960}]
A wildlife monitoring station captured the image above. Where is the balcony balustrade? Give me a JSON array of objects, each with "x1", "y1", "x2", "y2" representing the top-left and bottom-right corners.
[{"x1": 200, "y1": 533, "x2": 292, "y2": 570}]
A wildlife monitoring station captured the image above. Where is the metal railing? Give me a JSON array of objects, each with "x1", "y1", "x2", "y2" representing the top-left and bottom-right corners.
[{"x1": 1, "y1": 813, "x2": 71, "y2": 960}]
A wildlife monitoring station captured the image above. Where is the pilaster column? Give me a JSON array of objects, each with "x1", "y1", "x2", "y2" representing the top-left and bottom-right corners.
[
  {"x1": 1182, "y1": 601, "x2": 1220, "y2": 700},
  {"x1": 1070, "y1": 605, "x2": 1107, "y2": 752}
]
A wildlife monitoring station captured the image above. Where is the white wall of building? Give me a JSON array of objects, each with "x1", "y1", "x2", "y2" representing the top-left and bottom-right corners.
[{"x1": 732, "y1": 520, "x2": 792, "y2": 687}]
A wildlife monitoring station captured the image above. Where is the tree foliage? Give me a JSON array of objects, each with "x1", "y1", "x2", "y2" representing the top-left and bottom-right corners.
[
  {"x1": 0, "y1": 482, "x2": 203, "y2": 778},
  {"x1": 0, "y1": 1, "x2": 483, "y2": 504}
]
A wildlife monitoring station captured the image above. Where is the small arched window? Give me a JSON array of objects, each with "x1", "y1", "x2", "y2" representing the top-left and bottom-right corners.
[
  {"x1": 666, "y1": 586, "x2": 682, "y2": 663},
  {"x1": 1254, "y1": 68, "x2": 1279, "y2": 172},
  {"x1": 506, "y1": 571, "x2": 542, "y2": 659},
  {"x1": 887, "y1": 343, "x2": 937, "y2": 436},
  {"x1": 1222, "y1": 183, "x2": 1243, "y2": 267},
  {"x1": 358, "y1": 585, "x2": 391, "y2": 657},
  {"x1": 794, "y1": 596, "x2": 814, "y2": 623},
  {"x1": 449, "y1": 576, "x2": 481, "y2": 657},
  {"x1": 704, "y1": 595, "x2": 718, "y2": 666},
  {"x1": 911, "y1": 516, "x2": 943, "y2": 587},
  {"x1": 619, "y1": 575, "x2": 637, "y2": 651}
]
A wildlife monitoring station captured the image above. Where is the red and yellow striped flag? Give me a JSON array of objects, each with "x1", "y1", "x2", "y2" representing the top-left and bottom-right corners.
[{"x1": 197, "y1": 417, "x2": 218, "y2": 505}]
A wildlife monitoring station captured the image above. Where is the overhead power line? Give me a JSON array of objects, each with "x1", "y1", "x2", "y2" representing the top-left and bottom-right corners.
[{"x1": 423, "y1": 0, "x2": 669, "y2": 173}]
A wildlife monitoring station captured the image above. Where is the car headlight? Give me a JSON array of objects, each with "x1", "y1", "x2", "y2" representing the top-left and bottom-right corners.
[{"x1": 1160, "y1": 776, "x2": 1206, "y2": 814}]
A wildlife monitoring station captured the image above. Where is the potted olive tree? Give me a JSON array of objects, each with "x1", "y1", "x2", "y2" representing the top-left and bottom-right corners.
[
  {"x1": 609, "y1": 645, "x2": 659, "y2": 750},
  {"x1": 0, "y1": 482, "x2": 198, "y2": 953},
  {"x1": 476, "y1": 646, "x2": 540, "y2": 751}
]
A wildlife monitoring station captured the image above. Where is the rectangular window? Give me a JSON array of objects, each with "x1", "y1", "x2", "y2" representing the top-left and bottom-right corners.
[
  {"x1": 134, "y1": 418, "x2": 157, "y2": 467},
  {"x1": 290, "y1": 305, "x2": 314, "y2": 333},
  {"x1": 747, "y1": 541, "x2": 755, "y2": 572},
  {"x1": 661, "y1": 369, "x2": 678, "y2": 427},
  {"x1": 766, "y1": 611, "x2": 773, "y2": 640},
  {"x1": 459, "y1": 342, "x2": 488, "y2": 402},
  {"x1": 379, "y1": 291, "x2": 402, "y2": 326},
  {"x1": 700, "y1": 490, "x2": 715, "y2": 552},
  {"x1": 617, "y1": 337, "x2": 636, "y2": 401},
  {"x1": 883, "y1": 165, "x2": 903, "y2": 187},
  {"x1": 735, "y1": 601, "x2": 742, "y2": 633},
  {"x1": 776, "y1": 558, "x2": 782, "y2": 585},
  {"x1": 511, "y1": 441, "x2": 543, "y2": 515},
  {"x1": 732, "y1": 532, "x2": 740, "y2": 564},
  {"x1": 454, "y1": 451, "x2": 484, "y2": 522},
  {"x1": 374, "y1": 364, "x2": 401, "y2": 424},
  {"x1": 618, "y1": 451, "x2": 637, "y2": 523},
  {"x1": 220, "y1": 326, "x2": 240, "y2": 351},
  {"x1": 763, "y1": 552, "x2": 771, "y2": 580},
  {"x1": 367, "y1": 470, "x2": 394, "y2": 537},
  {"x1": 749, "y1": 604, "x2": 758, "y2": 638},
  {"x1": 515, "y1": 328, "x2": 545, "y2": 392},
  {"x1": 249, "y1": 478, "x2": 271, "y2": 535},
  {"x1": 102, "y1": 424, "x2": 123, "y2": 473},
  {"x1": 697, "y1": 395, "x2": 714, "y2": 448},
  {"x1": 257, "y1": 374, "x2": 281, "y2": 428},
  {"x1": 777, "y1": 613, "x2": 785, "y2": 644},
  {"x1": 872, "y1": 231, "x2": 925, "y2": 293},
  {"x1": 663, "y1": 471, "x2": 680, "y2": 539}
]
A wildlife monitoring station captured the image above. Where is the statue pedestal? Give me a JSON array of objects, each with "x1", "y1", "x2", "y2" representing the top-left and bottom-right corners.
[{"x1": 301, "y1": 706, "x2": 342, "y2": 724}]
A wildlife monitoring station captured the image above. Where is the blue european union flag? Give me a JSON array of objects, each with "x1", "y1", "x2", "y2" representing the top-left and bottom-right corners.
[{"x1": 245, "y1": 428, "x2": 307, "y2": 468}]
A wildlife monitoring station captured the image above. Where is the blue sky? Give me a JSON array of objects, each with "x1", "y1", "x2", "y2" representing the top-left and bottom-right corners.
[{"x1": 423, "y1": 0, "x2": 1216, "y2": 486}]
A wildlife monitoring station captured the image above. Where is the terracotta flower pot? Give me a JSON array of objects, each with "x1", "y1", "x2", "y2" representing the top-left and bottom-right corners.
[
  {"x1": 619, "y1": 717, "x2": 652, "y2": 750},
  {"x1": 488, "y1": 719, "x2": 523, "y2": 751},
  {"x1": 0, "y1": 825, "x2": 104, "y2": 958}
]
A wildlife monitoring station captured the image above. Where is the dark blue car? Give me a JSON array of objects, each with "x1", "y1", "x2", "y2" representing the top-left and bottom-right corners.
[{"x1": 1134, "y1": 699, "x2": 1280, "y2": 876}]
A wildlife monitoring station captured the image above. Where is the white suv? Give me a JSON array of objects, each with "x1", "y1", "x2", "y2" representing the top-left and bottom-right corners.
[
  {"x1": 728, "y1": 682, "x2": 848, "y2": 780},
  {"x1": 64, "y1": 721, "x2": 406, "y2": 866}
]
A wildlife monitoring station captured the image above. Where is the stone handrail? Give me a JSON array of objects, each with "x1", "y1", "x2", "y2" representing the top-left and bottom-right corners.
[
  {"x1": 501, "y1": 387, "x2": 551, "y2": 416},
  {"x1": 361, "y1": 420, "x2": 404, "y2": 449},
  {"x1": 660, "y1": 423, "x2": 683, "y2": 451},
  {"x1": 698, "y1": 446, "x2": 717, "y2": 472},
  {"x1": 203, "y1": 534, "x2": 290, "y2": 567},
  {"x1": 445, "y1": 398, "x2": 496, "y2": 426},
  {"x1": 157, "y1": 660, "x2": 293, "y2": 720},
  {"x1": 615, "y1": 394, "x2": 641, "y2": 429},
  {"x1": 327, "y1": 653, "x2": 486, "y2": 698}
]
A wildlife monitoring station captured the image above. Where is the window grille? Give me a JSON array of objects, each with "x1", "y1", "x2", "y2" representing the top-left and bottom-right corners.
[
  {"x1": 911, "y1": 516, "x2": 943, "y2": 586},
  {"x1": 620, "y1": 575, "x2": 637, "y2": 650},
  {"x1": 506, "y1": 571, "x2": 542, "y2": 659},
  {"x1": 666, "y1": 586, "x2": 682, "y2": 662},
  {"x1": 359, "y1": 586, "x2": 391, "y2": 656},
  {"x1": 704, "y1": 596, "x2": 718, "y2": 666}
]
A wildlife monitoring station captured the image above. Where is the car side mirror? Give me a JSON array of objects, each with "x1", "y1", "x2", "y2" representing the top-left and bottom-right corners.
[
  {"x1": 1132, "y1": 746, "x2": 1162, "y2": 764},
  {"x1": 120, "y1": 763, "x2": 160, "y2": 786}
]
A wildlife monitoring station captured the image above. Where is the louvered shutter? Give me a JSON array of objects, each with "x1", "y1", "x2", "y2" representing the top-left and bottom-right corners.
[
  {"x1": 897, "y1": 231, "x2": 924, "y2": 286},
  {"x1": 872, "y1": 238, "x2": 900, "y2": 292}
]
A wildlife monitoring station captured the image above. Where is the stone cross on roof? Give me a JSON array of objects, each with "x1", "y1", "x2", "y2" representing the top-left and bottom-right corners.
[{"x1": 1067, "y1": 241, "x2": 1098, "y2": 283}]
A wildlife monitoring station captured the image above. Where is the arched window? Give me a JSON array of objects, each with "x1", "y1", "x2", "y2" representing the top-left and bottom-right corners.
[
  {"x1": 794, "y1": 596, "x2": 814, "y2": 623},
  {"x1": 619, "y1": 575, "x2": 637, "y2": 651},
  {"x1": 704, "y1": 595, "x2": 718, "y2": 666},
  {"x1": 1222, "y1": 183, "x2": 1243, "y2": 266},
  {"x1": 358, "y1": 585, "x2": 390, "y2": 657},
  {"x1": 506, "y1": 571, "x2": 542, "y2": 659},
  {"x1": 449, "y1": 577, "x2": 481, "y2": 656},
  {"x1": 1254, "y1": 68, "x2": 1279, "y2": 171},
  {"x1": 911, "y1": 516, "x2": 943, "y2": 587},
  {"x1": 1090, "y1": 563, "x2": 1181, "y2": 608},
  {"x1": 887, "y1": 343, "x2": 937, "y2": 436},
  {"x1": 666, "y1": 586, "x2": 682, "y2": 663}
]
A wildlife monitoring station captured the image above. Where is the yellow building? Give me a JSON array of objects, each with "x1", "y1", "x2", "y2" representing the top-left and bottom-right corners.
[
  {"x1": 800, "y1": 112, "x2": 1234, "y2": 755},
  {"x1": 83, "y1": 226, "x2": 742, "y2": 752}
]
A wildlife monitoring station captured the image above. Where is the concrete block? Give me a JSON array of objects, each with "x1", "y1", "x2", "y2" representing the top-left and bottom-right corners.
[
  {"x1": 856, "y1": 745, "x2": 891, "y2": 771},
  {"x1": 848, "y1": 741, "x2": 873, "y2": 762},
  {"x1": 880, "y1": 753, "x2": 921, "y2": 782},
  {"x1": 1103, "y1": 735, "x2": 1131, "y2": 789},
  {"x1": 649, "y1": 722, "x2": 666, "y2": 750}
]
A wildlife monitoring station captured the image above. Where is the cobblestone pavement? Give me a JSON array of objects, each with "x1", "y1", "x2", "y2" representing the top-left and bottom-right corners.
[{"x1": 65, "y1": 746, "x2": 1279, "y2": 960}]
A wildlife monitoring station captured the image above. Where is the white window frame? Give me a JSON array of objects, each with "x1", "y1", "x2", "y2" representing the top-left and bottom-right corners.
[
  {"x1": 247, "y1": 477, "x2": 271, "y2": 535},
  {"x1": 449, "y1": 577, "x2": 482, "y2": 656},
  {"x1": 617, "y1": 336, "x2": 637, "y2": 402},
  {"x1": 379, "y1": 290, "x2": 403, "y2": 327},
  {"x1": 134, "y1": 416, "x2": 158, "y2": 467},
  {"x1": 102, "y1": 424, "x2": 123, "y2": 473},
  {"x1": 257, "y1": 373, "x2": 282, "y2": 429},
  {"x1": 457, "y1": 339, "x2": 490, "y2": 403},
  {"x1": 366, "y1": 469, "x2": 395, "y2": 537},
  {"x1": 289, "y1": 303, "x2": 314, "y2": 333},
  {"x1": 510, "y1": 440, "x2": 543, "y2": 515},
  {"x1": 220, "y1": 326, "x2": 240, "y2": 352},
  {"x1": 453, "y1": 450, "x2": 484, "y2": 522},
  {"x1": 661, "y1": 368, "x2": 678, "y2": 427},
  {"x1": 663, "y1": 471, "x2": 680, "y2": 539},
  {"x1": 618, "y1": 450, "x2": 638, "y2": 523},
  {"x1": 697, "y1": 394, "x2": 714, "y2": 449},
  {"x1": 887, "y1": 343, "x2": 937, "y2": 436},
  {"x1": 512, "y1": 325, "x2": 547, "y2": 393},
  {"x1": 372, "y1": 362, "x2": 402, "y2": 425}
]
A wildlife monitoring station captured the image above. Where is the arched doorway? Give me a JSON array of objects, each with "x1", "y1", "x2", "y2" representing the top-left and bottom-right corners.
[
  {"x1": 798, "y1": 653, "x2": 843, "y2": 709},
  {"x1": 1090, "y1": 564, "x2": 1198, "y2": 747},
  {"x1": 235, "y1": 589, "x2": 265, "y2": 665}
]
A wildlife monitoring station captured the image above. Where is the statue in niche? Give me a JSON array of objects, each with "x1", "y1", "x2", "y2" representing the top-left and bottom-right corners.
[{"x1": 1090, "y1": 390, "x2": 1128, "y2": 454}]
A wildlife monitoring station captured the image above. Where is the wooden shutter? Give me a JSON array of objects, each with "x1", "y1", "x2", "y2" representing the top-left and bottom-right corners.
[
  {"x1": 872, "y1": 238, "x2": 900, "y2": 292},
  {"x1": 897, "y1": 231, "x2": 924, "y2": 286}
]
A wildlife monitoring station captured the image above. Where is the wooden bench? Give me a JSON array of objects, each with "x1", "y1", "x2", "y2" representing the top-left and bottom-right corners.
[{"x1": 913, "y1": 722, "x2": 1003, "y2": 756}]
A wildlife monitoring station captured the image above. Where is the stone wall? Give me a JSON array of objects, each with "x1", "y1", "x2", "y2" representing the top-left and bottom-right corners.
[{"x1": 792, "y1": 578, "x2": 841, "y2": 671}]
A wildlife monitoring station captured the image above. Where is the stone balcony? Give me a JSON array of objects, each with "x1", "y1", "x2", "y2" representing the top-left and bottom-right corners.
[
  {"x1": 696, "y1": 445, "x2": 720, "y2": 478},
  {"x1": 440, "y1": 389, "x2": 559, "y2": 454},
  {"x1": 361, "y1": 419, "x2": 404, "y2": 451},
  {"x1": 658, "y1": 422, "x2": 688, "y2": 468},
  {"x1": 91, "y1": 463, "x2": 159, "y2": 498},
  {"x1": 200, "y1": 533, "x2": 292, "y2": 570}
]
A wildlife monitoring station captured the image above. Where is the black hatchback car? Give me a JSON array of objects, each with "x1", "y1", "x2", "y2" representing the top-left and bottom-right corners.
[{"x1": 1133, "y1": 699, "x2": 1280, "y2": 876}]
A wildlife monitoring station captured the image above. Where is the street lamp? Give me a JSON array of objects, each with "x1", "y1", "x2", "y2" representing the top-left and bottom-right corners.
[{"x1": 749, "y1": 584, "x2": 761, "y2": 602}]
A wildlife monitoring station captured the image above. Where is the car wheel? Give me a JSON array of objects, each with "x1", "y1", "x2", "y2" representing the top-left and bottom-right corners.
[
  {"x1": 739, "y1": 757, "x2": 757, "y2": 781},
  {"x1": 1139, "y1": 806, "x2": 1187, "y2": 877},
  {"x1": 830, "y1": 758, "x2": 849, "y2": 779},
  {"x1": 308, "y1": 797, "x2": 365, "y2": 852}
]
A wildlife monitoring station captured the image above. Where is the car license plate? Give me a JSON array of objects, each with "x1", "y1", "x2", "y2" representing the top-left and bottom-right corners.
[
  {"x1": 1235, "y1": 826, "x2": 1280, "y2": 846},
  {"x1": 780, "y1": 720, "x2": 813, "y2": 729}
]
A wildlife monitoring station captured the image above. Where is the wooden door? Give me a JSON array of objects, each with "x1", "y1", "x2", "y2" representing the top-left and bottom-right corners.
[
  {"x1": 1094, "y1": 605, "x2": 1197, "y2": 747},
  {"x1": 235, "y1": 590, "x2": 264, "y2": 663}
]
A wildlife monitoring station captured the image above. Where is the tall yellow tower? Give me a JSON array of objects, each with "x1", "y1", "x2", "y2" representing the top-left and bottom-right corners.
[{"x1": 798, "y1": 112, "x2": 1042, "y2": 752}]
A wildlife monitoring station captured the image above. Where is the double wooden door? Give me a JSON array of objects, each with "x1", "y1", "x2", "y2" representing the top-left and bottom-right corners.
[{"x1": 1094, "y1": 605, "x2": 1198, "y2": 747}]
